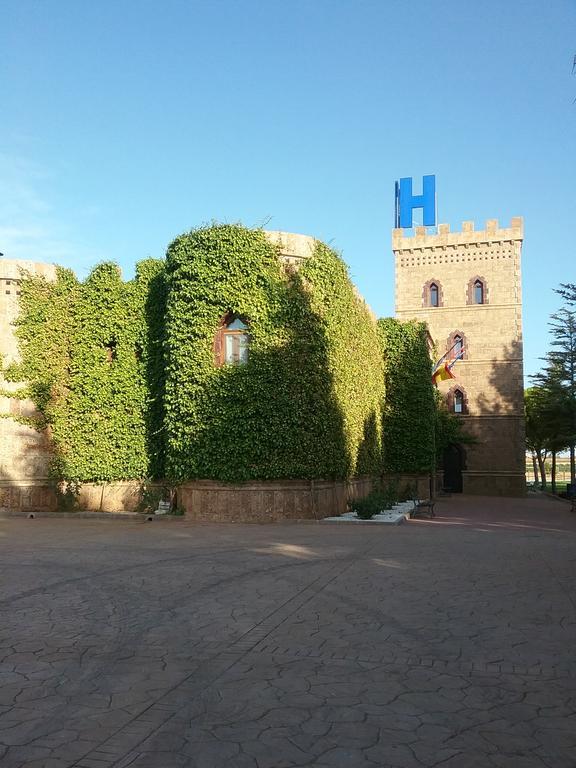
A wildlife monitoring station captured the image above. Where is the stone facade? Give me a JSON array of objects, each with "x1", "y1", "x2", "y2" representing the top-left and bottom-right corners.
[
  {"x1": 393, "y1": 218, "x2": 525, "y2": 496},
  {"x1": 0, "y1": 259, "x2": 58, "y2": 511}
]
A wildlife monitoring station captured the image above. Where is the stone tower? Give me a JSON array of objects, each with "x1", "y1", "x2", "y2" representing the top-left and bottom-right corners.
[
  {"x1": 0, "y1": 259, "x2": 57, "y2": 510},
  {"x1": 393, "y1": 218, "x2": 525, "y2": 496}
]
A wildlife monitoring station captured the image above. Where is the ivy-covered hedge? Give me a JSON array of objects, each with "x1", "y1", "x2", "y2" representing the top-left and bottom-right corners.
[
  {"x1": 163, "y1": 224, "x2": 385, "y2": 481},
  {"x1": 9, "y1": 259, "x2": 166, "y2": 481},
  {"x1": 378, "y1": 317, "x2": 436, "y2": 473}
]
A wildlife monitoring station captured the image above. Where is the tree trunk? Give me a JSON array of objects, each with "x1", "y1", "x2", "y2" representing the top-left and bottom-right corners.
[
  {"x1": 537, "y1": 451, "x2": 547, "y2": 490},
  {"x1": 571, "y1": 443, "x2": 576, "y2": 484},
  {"x1": 531, "y1": 452, "x2": 539, "y2": 486},
  {"x1": 551, "y1": 451, "x2": 557, "y2": 495}
]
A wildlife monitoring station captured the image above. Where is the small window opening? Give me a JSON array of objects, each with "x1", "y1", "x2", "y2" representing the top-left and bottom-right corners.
[
  {"x1": 430, "y1": 283, "x2": 439, "y2": 307},
  {"x1": 474, "y1": 280, "x2": 484, "y2": 304},
  {"x1": 105, "y1": 340, "x2": 117, "y2": 362},
  {"x1": 454, "y1": 389, "x2": 464, "y2": 414},
  {"x1": 453, "y1": 335, "x2": 464, "y2": 361},
  {"x1": 223, "y1": 317, "x2": 249, "y2": 365}
]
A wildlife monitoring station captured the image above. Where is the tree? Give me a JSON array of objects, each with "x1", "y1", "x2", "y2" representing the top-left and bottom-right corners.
[
  {"x1": 532, "y1": 303, "x2": 576, "y2": 484},
  {"x1": 525, "y1": 387, "x2": 550, "y2": 488},
  {"x1": 525, "y1": 382, "x2": 571, "y2": 491}
]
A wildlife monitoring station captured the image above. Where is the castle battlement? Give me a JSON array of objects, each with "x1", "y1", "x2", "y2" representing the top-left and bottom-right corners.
[{"x1": 393, "y1": 217, "x2": 523, "y2": 252}]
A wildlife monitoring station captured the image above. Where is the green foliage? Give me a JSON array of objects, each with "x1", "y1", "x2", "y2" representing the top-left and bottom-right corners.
[
  {"x1": 10, "y1": 222, "x2": 445, "y2": 488},
  {"x1": 532, "y1": 306, "x2": 576, "y2": 454},
  {"x1": 136, "y1": 481, "x2": 171, "y2": 514},
  {"x1": 163, "y1": 224, "x2": 385, "y2": 482},
  {"x1": 12, "y1": 259, "x2": 166, "y2": 482},
  {"x1": 55, "y1": 479, "x2": 81, "y2": 511},
  {"x1": 349, "y1": 484, "x2": 399, "y2": 519},
  {"x1": 378, "y1": 318, "x2": 436, "y2": 472},
  {"x1": 525, "y1": 386, "x2": 555, "y2": 454}
]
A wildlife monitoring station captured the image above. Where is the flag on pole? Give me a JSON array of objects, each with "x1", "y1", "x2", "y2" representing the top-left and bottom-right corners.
[
  {"x1": 432, "y1": 339, "x2": 465, "y2": 385},
  {"x1": 432, "y1": 361, "x2": 456, "y2": 384}
]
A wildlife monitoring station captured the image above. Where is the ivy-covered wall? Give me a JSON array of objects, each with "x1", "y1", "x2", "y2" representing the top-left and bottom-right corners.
[
  {"x1": 9, "y1": 224, "x2": 441, "y2": 487},
  {"x1": 378, "y1": 317, "x2": 436, "y2": 473},
  {"x1": 163, "y1": 224, "x2": 385, "y2": 481},
  {"x1": 9, "y1": 259, "x2": 166, "y2": 482}
]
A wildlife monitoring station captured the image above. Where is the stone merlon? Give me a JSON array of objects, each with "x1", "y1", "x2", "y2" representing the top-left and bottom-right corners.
[{"x1": 392, "y1": 218, "x2": 524, "y2": 251}]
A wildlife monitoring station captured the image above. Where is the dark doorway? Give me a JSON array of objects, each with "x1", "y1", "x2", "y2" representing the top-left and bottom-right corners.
[{"x1": 443, "y1": 444, "x2": 465, "y2": 493}]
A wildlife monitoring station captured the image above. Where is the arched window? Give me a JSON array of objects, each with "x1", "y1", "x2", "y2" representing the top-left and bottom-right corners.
[
  {"x1": 447, "y1": 386, "x2": 468, "y2": 415},
  {"x1": 453, "y1": 389, "x2": 464, "y2": 414},
  {"x1": 467, "y1": 276, "x2": 488, "y2": 305},
  {"x1": 453, "y1": 334, "x2": 464, "y2": 361},
  {"x1": 214, "y1": 314, "x2": 250, "y2": 366},
  {"x1": 423, "y1": 279, "x2": 443, "y2": 308},
  {"x1": 446, "y1": 330, "x2": 467, "y2": 362},
  {"x1": 223, "y1": 317, "x2": 249, "y2": 364},
  {"x1": 474, "y1": 280, "x2": 484, "y2": 304}
]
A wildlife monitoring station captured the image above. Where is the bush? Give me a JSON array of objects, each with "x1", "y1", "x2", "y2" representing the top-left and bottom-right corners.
[
  {"x1": 350, "y1": 487, "x2": 399, "y2": 520},
  {"x1": 55, "y1": 480, "x2": 81, "y2": 511}
]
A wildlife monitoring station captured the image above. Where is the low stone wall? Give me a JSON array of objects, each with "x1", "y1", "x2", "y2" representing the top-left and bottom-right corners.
[
  {"x1": 0, "y1": 481, "x2": 57, "y2": 512},
  {"x1": 77, "y1": 482, "x2": 146, "y2": 512},
  {"x1": 0, "y1": 474, "x2": 432, "y2": 519},
  {"x1": 178, "y1": 477, "x2": 377, "y2": 523}
]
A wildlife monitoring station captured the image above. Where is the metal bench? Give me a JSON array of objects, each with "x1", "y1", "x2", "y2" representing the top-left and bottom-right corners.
[{"x1": 411, "y1": 499, "x2": 436, "y2": 518}]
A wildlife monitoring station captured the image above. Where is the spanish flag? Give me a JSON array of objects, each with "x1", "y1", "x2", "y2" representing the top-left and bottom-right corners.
[{"x1": 432, "y1": 362, "x2": 456, "y2": 385}]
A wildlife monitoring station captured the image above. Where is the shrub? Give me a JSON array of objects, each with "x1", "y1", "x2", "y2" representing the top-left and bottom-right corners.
[
  {"x1": 350, "y1": 487, "x2": 399, "y2": 520},
  {"x1": 55, "y1": 480, "x2": 81, "y2": 511}
]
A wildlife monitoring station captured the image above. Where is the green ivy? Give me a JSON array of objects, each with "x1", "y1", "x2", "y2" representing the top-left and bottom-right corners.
[
  {"x1": 163, "y1": 224, "x2": 385, "y2": 482},
  {"x1": 10, "y1": 260, "x2": 165, "y2": 481},
  {"x1": 378, "y1": 317, "x2": 436, "y2": 473},
  {"x1": 9, "y1": 223, "x2": 446, "y2": 487}
]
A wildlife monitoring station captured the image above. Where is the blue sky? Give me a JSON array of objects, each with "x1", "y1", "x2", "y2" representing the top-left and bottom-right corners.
[{"x1": 1, "y1": 0, "x2": 575, "y2": 379}]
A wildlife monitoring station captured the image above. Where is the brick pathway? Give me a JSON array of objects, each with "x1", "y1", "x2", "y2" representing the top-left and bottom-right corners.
[{"x1": 0, "y1": 494, "x2": 575, "y2": 767}]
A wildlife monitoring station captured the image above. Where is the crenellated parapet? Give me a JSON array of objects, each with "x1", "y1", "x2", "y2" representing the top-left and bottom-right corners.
[
  {"x1": 393, "y1": 217, "x2": 523, "y2": 251},
  {"x1": 393, "y1": 218, "x2": 523, "y2": 270}
]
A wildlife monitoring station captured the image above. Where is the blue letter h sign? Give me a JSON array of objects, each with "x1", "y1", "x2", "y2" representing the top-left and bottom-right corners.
[{"x1": 396, "y1": 175, "x2": 436, "y2": 228}]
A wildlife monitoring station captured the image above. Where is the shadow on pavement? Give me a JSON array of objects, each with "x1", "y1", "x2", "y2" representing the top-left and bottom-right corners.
[{"x1": 409, "y1": 493, "x2": 576, "y2": 534}]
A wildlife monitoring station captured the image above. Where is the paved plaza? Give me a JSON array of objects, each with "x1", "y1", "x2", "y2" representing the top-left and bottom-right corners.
[{"x1": 1, "y1": 494, "x2": 575, "y2": 768}]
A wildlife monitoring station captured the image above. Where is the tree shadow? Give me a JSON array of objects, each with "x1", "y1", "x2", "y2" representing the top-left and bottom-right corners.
[
  {"x1": 467, "y1": 337, "x2": 525, "y2": 480},
  {"x1": 142, "y1": 267, "x2": 168, "y2": 478},
  {"x1": 355, "y1": 409, "x2": 382, "y2": 477},
  {"x1": 475, "y1": 338, "x2": 524, "y2": 416}
]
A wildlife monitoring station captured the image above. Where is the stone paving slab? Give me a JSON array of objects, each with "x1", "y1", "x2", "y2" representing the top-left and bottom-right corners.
[{"x1": 0, "y1": 494, "x2": 575, "y2": 767}]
